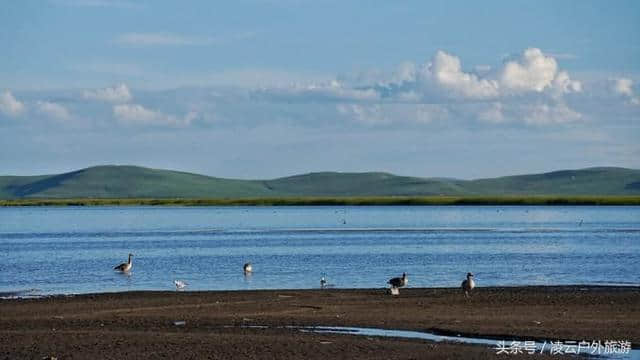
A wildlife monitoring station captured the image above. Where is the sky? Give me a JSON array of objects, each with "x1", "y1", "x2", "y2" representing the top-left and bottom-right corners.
[{"x1": 1, "y1": 0, "x2": 639, "y2": 179}]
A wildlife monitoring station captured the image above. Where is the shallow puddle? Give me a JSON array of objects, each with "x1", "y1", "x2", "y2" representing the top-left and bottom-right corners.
[{"x1": 291, "y1": 326, "x2": 638, "y2": 359}]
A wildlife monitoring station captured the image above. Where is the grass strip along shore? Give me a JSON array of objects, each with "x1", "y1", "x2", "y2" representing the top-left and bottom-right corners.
[{"x1": 2, "y1": 195, "x2": 640, "y2": 207}]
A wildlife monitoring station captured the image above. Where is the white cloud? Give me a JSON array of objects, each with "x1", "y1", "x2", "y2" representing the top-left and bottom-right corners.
[
  {"x1": 431, "y1": 50, "x2": 499, "y2": 98},
  {"x1": 337, "y1": 103, "x2": 449, "y2": 125},
  {"x1": 500, "y1": 48, "x2": 562, "y2": 93},
  {"x1": 477, "y1": 102, "x2": 505, "y2": 124},
  {"x1": 257, "y1": 80, "x2": 380, "y2": 102},
  {"x1": 252, "y1": 48, "x2": 584, "y2": 126},
  {"x1": 0, "y1": 91, "x2": 25, "y2": 117},
  {"x1": 36, "y1": 101, "x2": 71, "y2": 120},
  {"x1": 612, "y1": 78, "x2": 639, "y2": 105},
  {"x1": 394, "y1": 90, "x2": 422, "y2": 102},
  {"x1": 394, "y1": 62, "x2": 418, "y2": 83},
  {"x1": 337, "y1": 104, "x2": 386, "y2": 124},
  {"x1": 236, "y1": 47, "x2": 587, "y2": 127},
  {"x1": 83, "y1": 84, "x2": 132, "y2": 103},
  {"x1": 613, "y1": 78, "x2": 634, "y2": 97},
  {"x1": 523, "y1": 102, "x2": 582, "y2": 125},
  {"x1": 114, "y1": 32, "x2": 255, "y2": 47},
  {"x1": 378, "y1": 48, "x2": 580, "y2": 100},
  {"x1": 551, "y1": 71, "x2": 582, "y2": 95},
  {"x1": 113, "y1": 104, "x2": 196, "y2": 126},
  {"x1": 205, "y1": 68, "x2": 330, "y2": 88}
]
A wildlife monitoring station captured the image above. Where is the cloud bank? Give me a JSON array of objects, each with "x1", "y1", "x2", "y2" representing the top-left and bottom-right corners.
[
  {"x1": 83, "y1": 84, "x2": 132, "y2": 103},
  {"x1": 613, "y1": 78, "x2": 639, "y2": 105},
  {"x1": 0, "y1": 91, "x2": 25, "y2": 117},
  {"x1": 36, "y1": 101, "x2": 71, "y2": 120},
  {"x1": 113, "y1": 104, "x2": 196, "y2": 127},
  {"x1": 377, "y1": 47, "x2": 582, "y2": 101},
  {"x1": 114, "y1": 32, "x2": 255, "y2": 47},
  {"x1": 251, "y1": 48, "x2": 585, "y2": 126},
  {"x1": 3, "y1": 47, "x2": 636, "y2": 130}
]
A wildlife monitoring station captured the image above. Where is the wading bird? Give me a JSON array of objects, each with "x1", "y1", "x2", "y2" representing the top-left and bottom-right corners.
[
  {"x1": 114, "y1": 253, "x2": 134, "y2": 272},
  {"x1": 461, "y1": 272, "x2": 475, "y2": 298},
  {"x1": 173, "y1": 280, "x2": 187, "y2": 290},
  {"x1": 244, "y1": 262, "x2": 253, "y2": 274}
]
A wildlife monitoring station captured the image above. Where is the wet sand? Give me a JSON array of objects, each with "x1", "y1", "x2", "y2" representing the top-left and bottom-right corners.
[{"x1": 1, "y1": 286, "x2": 638, "y2": 359}]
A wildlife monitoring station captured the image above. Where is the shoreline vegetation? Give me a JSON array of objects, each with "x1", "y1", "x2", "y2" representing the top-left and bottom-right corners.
[{"x1": 2, "y1": 195, "x2": 640, "y2": 206}]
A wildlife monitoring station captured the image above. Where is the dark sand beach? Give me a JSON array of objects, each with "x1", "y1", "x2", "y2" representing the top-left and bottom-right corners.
[{"x1": 1, "y1": 286, "x2": 638, "y2": 359}]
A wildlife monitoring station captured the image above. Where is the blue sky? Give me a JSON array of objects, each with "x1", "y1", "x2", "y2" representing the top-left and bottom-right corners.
[{"x1": 1, "y1": 0, "x2": 639, "y2": 178}]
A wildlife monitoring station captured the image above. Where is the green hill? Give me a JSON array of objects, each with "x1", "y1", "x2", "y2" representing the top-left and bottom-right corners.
[
  {"x1": 460, "y1": 167, "x2": 640, "y2": 196},
  {"x1": 0, "y1": 165, "x2": 639, "y2": 199},
  {"x1": 0, "y1": 166, "x2": 274, "y2": 199},
  {"x1": 263, "y1": 172, "x2": 468, "y2": 196}
]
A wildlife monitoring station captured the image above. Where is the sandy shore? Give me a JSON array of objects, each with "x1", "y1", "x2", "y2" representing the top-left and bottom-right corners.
[{"x1": 1, "y1": 286, "x2": 638, "y2": 359}]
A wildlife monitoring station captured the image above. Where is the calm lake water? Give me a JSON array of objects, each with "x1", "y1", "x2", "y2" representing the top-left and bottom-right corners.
[{"x1": 1, "y1": 206, "x2": 639, "y2": 296}]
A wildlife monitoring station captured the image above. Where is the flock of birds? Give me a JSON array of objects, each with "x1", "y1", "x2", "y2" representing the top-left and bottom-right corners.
[
  {"x1": 386, "y1": 271, "x2": 475, "y2": 297},
  {"x1": 114, "y1": 254, "x2": 476, "y2": 296}
]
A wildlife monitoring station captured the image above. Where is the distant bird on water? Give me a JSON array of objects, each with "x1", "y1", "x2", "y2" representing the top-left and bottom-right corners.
[
  {"x1": 461, "y1": 272, "x2": 475, "y2": 298},
  {"x1": 388, "y1": 272, "x2": 408, "y2": 289},
  {"x1": 173, "y1": 280, "x2": 187, "y2": 290},
  {"x1": 114, "y1": 253, "x2": 133, "y2": 272},
  {"x1": 243, "y1": 262, "x2": 253, "y2": 274}
]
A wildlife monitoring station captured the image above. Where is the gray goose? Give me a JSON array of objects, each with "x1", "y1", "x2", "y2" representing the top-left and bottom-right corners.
[
  {"x1": 388, "y1": 272, "x2": 408, "y2": 288},
  {"x1": 114, "y1": 253, "x2": 133, "y2": 272},
  {"x1": 461, "y1": 272, "x2": 475, "y2": 297}
]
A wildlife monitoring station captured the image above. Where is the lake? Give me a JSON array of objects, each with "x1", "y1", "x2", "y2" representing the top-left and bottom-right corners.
[{"x1": 1, "y1": 206, "x2": 639, "y2": 296}]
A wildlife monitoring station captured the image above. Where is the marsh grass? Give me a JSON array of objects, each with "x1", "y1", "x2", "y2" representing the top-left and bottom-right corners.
[{"x1": 2, "y1": 196, "x2": 639, "y2": 206}]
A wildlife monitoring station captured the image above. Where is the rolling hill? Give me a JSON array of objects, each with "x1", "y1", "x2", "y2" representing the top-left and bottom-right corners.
[{"x1": 1, "y1": 165, "x2": 639, "y2": 199}]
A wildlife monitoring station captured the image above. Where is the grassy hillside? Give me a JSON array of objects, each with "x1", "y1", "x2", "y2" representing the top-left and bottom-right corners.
[
  {"x1": 0, "y1": 176, "x2": 41, "y2": 198},
  {"x1": 263, "y1": 172, "x2": 468, "y2": 196},
  {"x1": 0, "y1": 166, "x2": 275, "y2": 199},
  {"x1": 460, "y1": 167, "x2": 640, "y2": 195},
  {"x1": 0, "y1": 165, "x2": 639, "y2": 199}
]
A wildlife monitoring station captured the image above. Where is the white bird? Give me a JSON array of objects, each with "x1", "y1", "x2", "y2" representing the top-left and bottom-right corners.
[
  {"x1": 114, "y1": 253, "x2": 133, "y2": 272},
  {"x1": 461, "y1": 272, "x2": 475, "y2": 298},
  {"x1": 388, "y1": 272, "x2": 408, "y2": 288},
  {"x1": 243, "y1": 262, "x2": 253, "y2": 274},
  {"x1": 173, "y1": 280, "x2": 187, "y2": 290}
]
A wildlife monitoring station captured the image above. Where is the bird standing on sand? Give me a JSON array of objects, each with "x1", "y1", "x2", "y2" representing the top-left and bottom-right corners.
[
  {"x1": 244, "y1": 263, "x2": 253, "y2": 274},
  {"x1": 388, "y1": 272, "x2": 408, "y2": 289},
  {"x1": 461, "y1": 272, "x2": 475, "y2": 298},
  {"x1": 114, "y1": 253, "x2": 134, "y2": 272},
  {"x1": 320, "y1": 276, "x2": 327, "y2": 288}
]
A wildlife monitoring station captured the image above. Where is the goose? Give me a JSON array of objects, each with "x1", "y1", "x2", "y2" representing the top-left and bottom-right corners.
[
  {"x1": 461, "y1": 272, "x2": 475, "y2": 298},
  {"x1": 114, "y1": 253, "x2": 133, "y2": 272},
  {"x1": 173, "y1": 280, "x2": 187, "y2": 290},
  {"x1": 388, "y1": 272, "x2": 408, "y2": 288},
  {"x1": 243, "y1": 262, "x2": 253, "y2": 274}
]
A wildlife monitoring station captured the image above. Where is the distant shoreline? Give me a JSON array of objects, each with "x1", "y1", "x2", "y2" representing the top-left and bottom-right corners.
[{"x1": 2, "y1": 195, "x2": 640, "y2": 206}]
